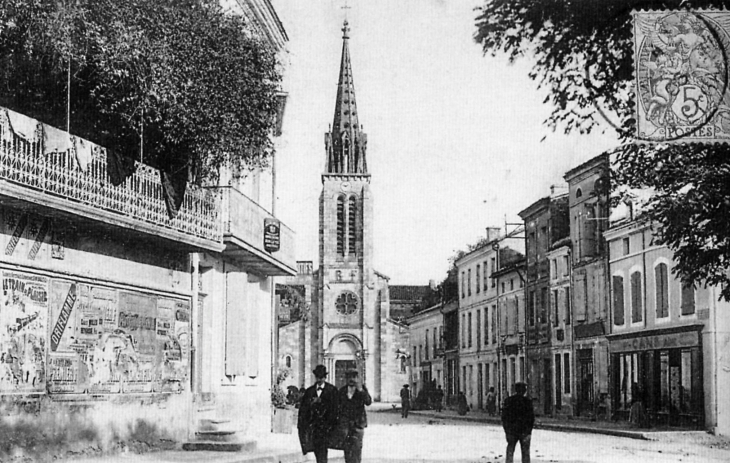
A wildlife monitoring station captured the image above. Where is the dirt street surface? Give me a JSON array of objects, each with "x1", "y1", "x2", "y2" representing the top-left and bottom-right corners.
[{"x1": 339, "y1": 412, "x2": 730, "y2": 463}]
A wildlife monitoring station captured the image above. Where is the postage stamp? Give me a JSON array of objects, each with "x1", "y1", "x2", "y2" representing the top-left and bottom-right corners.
[{"x1": 633, "y1": 10, "x2": 730, "y2": 143}]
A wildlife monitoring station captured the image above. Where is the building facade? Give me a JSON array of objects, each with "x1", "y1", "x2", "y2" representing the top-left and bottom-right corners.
[
  {"x1": 546, "y1": 242, "x2": 573, "y2": 416},
  {"x1": 408, "y1": 303, "x2": 444, "y2": 401},
  {"x1": 441, "y1": 300, "x2": 460, "y2": 406},
  {"x1": 519, "y1": 192, "x2": 569, "y2": 416},
  {"x1": 564, "y1": 154, "x2": 611, "y2": 418},
  {"x1": 605, "y1": 211, "x2": 730, "y2": 433},
  {"x1": 277, "y1": 21, "x2": 408, "y2": 403}
]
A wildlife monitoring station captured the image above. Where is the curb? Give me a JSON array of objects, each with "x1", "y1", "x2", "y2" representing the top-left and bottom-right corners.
[{"x1": 379, "y1": 408, "x2": 649, "y2": 440}]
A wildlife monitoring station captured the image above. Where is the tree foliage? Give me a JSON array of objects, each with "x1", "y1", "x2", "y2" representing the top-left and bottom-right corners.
[
  {"x1": 475, "y1": 0, "x2": 730, "y2": 299},
  {"x1": 0, "y1": 0, "x2": 281, "y2": 183}
]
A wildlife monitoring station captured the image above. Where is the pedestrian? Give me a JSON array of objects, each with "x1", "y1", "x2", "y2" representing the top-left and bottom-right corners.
[
  {"x1": 457, "y1": 391, "x2": 469, "y2": 416},
  {"x1": 400, "y1": 384, "x2": 411, "y2": 418},
  {"x1": 336, "y1": 370, "x2": 372, "y2": 463},
  {"x1": 501, "y1": 382, "x2": 534, "y2": 463},
  {"x1": 486, "y1": 386, "x2": 497, "y2": 416},
  {"x1": 297, "y1": 365, "x2": 339, "y2": 463},
  {"x1": 435, "y1": 385, "x2": 444, "y2": 412}
]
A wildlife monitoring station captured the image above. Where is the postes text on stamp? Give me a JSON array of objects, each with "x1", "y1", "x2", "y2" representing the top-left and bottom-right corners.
[{"x1": 633, "y1": 10, "x2": 730, "y2": 143}]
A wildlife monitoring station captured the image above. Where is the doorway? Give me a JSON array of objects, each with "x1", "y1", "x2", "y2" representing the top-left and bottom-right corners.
[
  {"x1": 543, "y1": 358, "x2": 552, "y2": 415},
  {"x1": 335, "y1": 360, "x2": 357, "y2": 388}
]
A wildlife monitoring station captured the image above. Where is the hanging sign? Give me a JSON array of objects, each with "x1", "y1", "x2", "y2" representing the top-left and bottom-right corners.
[{"x1": 264, "y1": 218, "x2": 281, "y2": 253}]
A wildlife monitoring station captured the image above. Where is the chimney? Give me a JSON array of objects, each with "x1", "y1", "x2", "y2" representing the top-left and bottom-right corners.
[{"x1": 486, "y1": 227, "x2": 501, "y2": 243}]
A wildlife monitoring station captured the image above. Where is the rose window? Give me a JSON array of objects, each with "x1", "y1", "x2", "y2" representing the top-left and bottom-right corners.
[{"x1": 335, "y1": 291, "x2": 359, "y2": 315}]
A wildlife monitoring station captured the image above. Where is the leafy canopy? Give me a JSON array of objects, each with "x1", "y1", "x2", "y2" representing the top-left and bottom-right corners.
[
  {"x1": 0, "y1": 0, "x2": 282, "y2": 183},
  {"x1": 475, "y1": 0, "x2": 730, "y2": 299}
]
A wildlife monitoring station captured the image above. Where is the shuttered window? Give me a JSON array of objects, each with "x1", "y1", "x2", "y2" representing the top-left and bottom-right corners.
[
  {"x1": 631, "y1": 271, "x2": 643, "y2": 323},
  {"x1": 612, "y1": 275, "x2": 625, "y2": 326},
  {"x1": 655, "y1": 263, "x2": 669, "y2": 318},
  {"x1": 337, "y1": 196, "x2": 345, "y2": 255},
  {"x1": 681, "y1": 282, "x2": 695, "y2": 315},
  {"x1": 348, "y1": 197, "x2": 357, "y2": 255}
]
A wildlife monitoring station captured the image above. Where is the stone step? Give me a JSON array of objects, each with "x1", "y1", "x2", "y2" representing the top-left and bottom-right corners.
[
  {"x1": 194, "y1": 429, "x2": 238, "y2": 442},
  {"x1": 182, "y1": 438, "x2": 257, "y2": 452}
]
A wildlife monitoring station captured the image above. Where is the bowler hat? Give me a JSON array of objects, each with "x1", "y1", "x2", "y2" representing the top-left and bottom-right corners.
[
  {"x1": 313, "y1": 365, "x2": 328, "y2": 378},
  {"x1": 403, "y1": 384, "x2": 409, "y2": 388}
]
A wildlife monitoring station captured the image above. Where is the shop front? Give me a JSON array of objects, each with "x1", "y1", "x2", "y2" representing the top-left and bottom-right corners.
[{"x1": 608, "y1": 325, "x2": 704, "y2": 428}]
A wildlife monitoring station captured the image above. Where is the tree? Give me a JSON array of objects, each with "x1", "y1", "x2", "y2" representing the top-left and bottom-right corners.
[
  {"x1": 474, "y1": 0, "x2": 730, "y2": 299},
  {"x1": 419, "y1": 250, "x2": 463, "y2": 311},
  {"x1": 0, "y1": 0, "x2": 281, "y2": 184}
]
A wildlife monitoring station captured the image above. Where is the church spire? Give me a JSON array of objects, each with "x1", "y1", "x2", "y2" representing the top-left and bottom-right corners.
[{"x1": 325, "y1": 20, "x2": 368, "y2": 174}]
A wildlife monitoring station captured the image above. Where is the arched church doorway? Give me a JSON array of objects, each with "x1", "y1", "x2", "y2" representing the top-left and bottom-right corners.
[{"x1": 327, "y1": 335, "x2": 362, "y2": 388}]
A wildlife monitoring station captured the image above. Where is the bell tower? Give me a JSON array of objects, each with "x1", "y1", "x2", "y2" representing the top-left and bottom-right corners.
[{"x1": 318, "y1": 20, "x2": 375, "y2": 389}]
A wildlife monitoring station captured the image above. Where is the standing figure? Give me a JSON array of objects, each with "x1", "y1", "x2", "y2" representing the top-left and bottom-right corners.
[
  {"x1": 400, "y1": 384, "x2": 411, "y2": 418},
  {"x1": 336, "y1": 370, "x2": 372, "y2": 463},
  {"x1": 435, "y1": 385, "x2": 444, "y2": 412},
  {"x1": 486, "y1": 386, "x2": 497, "y2": 416},
  {"x1": 501, "y1": 382, "x2": 534, "y2": 463},
  {"x1": 298, "y1": 365, "x2": 339, "y2": 463},
  {"x1": 457, "y1": 391, "x2": 469, "y2": 416}
]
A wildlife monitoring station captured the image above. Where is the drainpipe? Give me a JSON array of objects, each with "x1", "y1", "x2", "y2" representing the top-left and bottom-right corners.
[{"x1": 190, "y1": 252, "x2": 200, "y2": 441}]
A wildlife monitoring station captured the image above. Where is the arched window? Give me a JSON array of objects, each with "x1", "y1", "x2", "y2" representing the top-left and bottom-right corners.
[
  {"x1": 348, "y1": 196, "x2": 357, "y2": 255},
  {"x1": 655, "y1": 263, "x2": 669, "y2": 318},
  {"x1": 285, "y1": 355, "x2": 292, "y2": 368},
  {"x1": 576, "y1": 188, "x2": 583, "y2": 198},
  {"x1": 342, "y1": 133, "x2": 350, "y2": 172},
  {"x1": 337, "y1": 195, "x2": 345, "y2": 255}
]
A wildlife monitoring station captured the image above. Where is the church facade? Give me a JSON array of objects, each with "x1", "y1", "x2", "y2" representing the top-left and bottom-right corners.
[{"x1": 278, "y1": 21, "x2": 409, "y2": 402}]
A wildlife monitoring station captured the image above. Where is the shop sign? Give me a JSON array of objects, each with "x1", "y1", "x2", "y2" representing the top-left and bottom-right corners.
[
  {"x1": 610, "y1": 330, "x2": 699, "y2": 353},
  {"x1": 264, "y1": 218, "x2": 280, "y2": 252}
]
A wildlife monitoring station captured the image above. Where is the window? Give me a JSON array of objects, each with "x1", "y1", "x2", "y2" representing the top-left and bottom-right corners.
[
  {"x1": 529, "y1": 291, "x2": 536, "y2": 326},
  {"x1": 540, "y1": 287, "x2": 548, "y2": 324},
  {"x1": 501, "y1": 282, "x2": 506, "y2": 293},
  {"x1": 336, "y1": 196, "x2": 345, "y2": 255},
  {"x1": 484, "y1": 261, "x2": 489, "y2": 289},
  {"x1": 476, "y1": 264, "x2": 481, "y2": 294},
  {"x1": 419, "y1": 345, "x2": 423, "y2": 361},
  {"x1": 681, "y1": 282, "x2": 696, "y2": 315},
  {"x1": 433, "y1": 329, "x2": 437, "y2": 357},
  {"x1": 285, "y1": 355, "x2": 292, "y2": 368},
  {"x1": 510, "y1": 278, "x2": 514, "y2": 291},
  {"x1": 622, "y1": 237, "x2": 630, "y2": 256},
  {"x1": 551, "y1": 259, "x2": 556, "y2": 280},
  {"x1": 564, "y1": 287, "x2": 571, "y2": 325},
  {"x1": 348, "y1": 197, "x2": 357, "y2": 255},
  {"x1": 461, "y1": 314, "x2": 466, "y2": 348},
  {"x1": 562, "y1": 255, "x2": 570, "y2": 276},
  {"x1": 413, "y1": 346, "x2": 417, "y2": 364},
  {"x1": 461, "y1": 272, "x2": 465, "y2": 298},
  {"x1": 631, "y1": 271, "x2": 643, "y2": 323},
  {"x1": 468, "y1": 312, "x2": 472, "y2": 348},
  {"x1": 484, "y1": 308, "x2": 489, "y2": 346},
  {"x1": 576, "y1": 187, "x2": 583, "y2": 198},
  {"x1": 553, "y1": 289, "x2": 559, "y2": 327},
  {"x1": 476, "y1": 309, "x2": 481, "y2": 347},
  {"x1": 425, "y1": 330, "x2": 429, "y2": 360},
  {"x1": 564, "y1": 353, "x2": 571, "y2": 394},
  {"x1": 613, "y1": 275, "x2": 625, "y2": 326},
  {"x1": 491, "y1": 305, "x2": 497, "y2": 344},
  {"x1": 468, "y1": 269, "x2": 472, "y2": 296},
  {"x1": 439, "y1": 326, "x2": 443, "y2": 348},
  {"x1": 655, "y1": 263, "x2": 669, "y2": 318},
  {"x1": 335, "y1": 291, "x2": 359, "y2": 315},
  {"x1": 513, "y1": 297, "x2": 520, "y2": 333},
  {"x1": 490, "y1": 258, "x2": 496, "y2": 288}
]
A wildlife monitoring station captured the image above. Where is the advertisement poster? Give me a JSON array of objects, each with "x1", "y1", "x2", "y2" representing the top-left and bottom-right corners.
[
  {"x1": 47, "y1": 280, "x2": 190, "y2": 394},
  {"x1": 0, "y1": 271, "x2": 48, "y2": 393}
]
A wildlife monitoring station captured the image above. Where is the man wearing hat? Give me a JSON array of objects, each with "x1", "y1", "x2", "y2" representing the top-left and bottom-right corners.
[
  {"x1": 399, "y1": 384, "x2": 411, "y2": 418},
  {"x1": 501, "y1": 382, "x2": 534, "y2": 463},
  {"x1": 336, "y1": 370, "x2": 371, "y2": 463},
  {"x1": 298, "y1": 364, "x2": 339, "y2": 463}
]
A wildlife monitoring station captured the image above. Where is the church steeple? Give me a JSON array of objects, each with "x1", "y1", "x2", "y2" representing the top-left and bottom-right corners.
[{"x1": 325, "y1": 20, "x2": 368, "y2": 174}]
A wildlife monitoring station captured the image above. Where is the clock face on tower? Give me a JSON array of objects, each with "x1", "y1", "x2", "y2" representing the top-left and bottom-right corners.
[{"x1": 340, "y1": 181, "x2": 351, "y2": 192}]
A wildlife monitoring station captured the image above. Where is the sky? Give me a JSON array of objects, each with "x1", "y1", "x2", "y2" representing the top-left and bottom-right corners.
[{"x1": 271, "y1": 0, "x2": 619, "y2": 285}]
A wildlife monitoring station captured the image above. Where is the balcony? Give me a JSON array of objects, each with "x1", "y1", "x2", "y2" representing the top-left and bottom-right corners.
[
  {"x1": 216, "y1": 186, "x2": 296, "y2": 276},
  {"x1": 0, "y1": 109, "x2": 223, "y2": 251}
]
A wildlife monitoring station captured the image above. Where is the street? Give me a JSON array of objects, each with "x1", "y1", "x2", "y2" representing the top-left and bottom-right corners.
[{"x1": 335, "y1": 411, "x2": 730, "y2": 463}]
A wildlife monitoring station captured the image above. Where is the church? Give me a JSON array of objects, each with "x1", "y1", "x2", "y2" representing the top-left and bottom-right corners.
[{"x1": 277, "y1": 21, "x2": 410, "y2": 402}]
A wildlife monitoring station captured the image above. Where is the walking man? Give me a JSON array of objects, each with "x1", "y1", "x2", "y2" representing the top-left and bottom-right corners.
[
  {"x1": 501, "y1": 382, "x2": 534, "y2": 463},
  {"x1": 400, "y1": 384, "x2": 411, "y2": 418},
  {"x1": 486, "y1": 386, "x2": 497, "y2": 416},
  {"x1": 298, "y1": 365, "x2": 339, "y2": 463},
  {"x1": 435, "y1": 385, "x2": 444, "y2": 412},
  {"x1": 337, "y1": 370, "x2": 371, "y2": 463}
]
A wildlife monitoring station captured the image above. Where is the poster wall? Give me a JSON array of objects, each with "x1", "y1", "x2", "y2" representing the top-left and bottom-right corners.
[
  {"x1": 0, "y1": 270, "x2": 191, "y2": 395},
  {"x1": 0, "y1": 271, "x2": 48, "y2": 393}
]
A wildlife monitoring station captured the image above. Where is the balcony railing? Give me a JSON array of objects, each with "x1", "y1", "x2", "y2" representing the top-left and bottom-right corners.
[
  {"x1": 0, "y1": 108, "x2": 222, "y2": 249},
  {"x1": 217, "y1": 186, "x2": 296, "y2": 275}
]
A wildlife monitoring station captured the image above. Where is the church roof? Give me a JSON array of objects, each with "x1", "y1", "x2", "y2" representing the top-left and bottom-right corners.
[
  {"x1": 324, "y1": 20, "x2": 368, "y2": 174},
  {"x1": 390, "y1": 285, "x2": 429, "y2": 302}
]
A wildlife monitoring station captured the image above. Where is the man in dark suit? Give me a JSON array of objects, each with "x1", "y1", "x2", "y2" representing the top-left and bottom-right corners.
[
  {"x1": 400, "y1": 384, "x2": 411, "y2": 418},
  {"x1": 298, "y1": 364, "x2": 339, "y2": 463},
  {"x1": 337, "y1": 370, "x2": 371, "y2": 463},
  {"x1": 501, "y1": 382, "x2": 535, "y2": 463}
]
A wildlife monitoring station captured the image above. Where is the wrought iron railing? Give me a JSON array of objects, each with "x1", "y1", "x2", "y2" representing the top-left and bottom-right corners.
[{"x1": 0, "y1": 110, "x2": 222, "y2": 245}]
